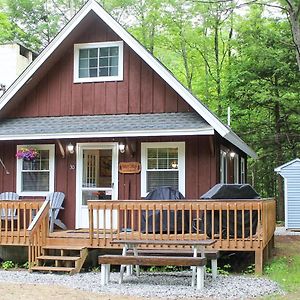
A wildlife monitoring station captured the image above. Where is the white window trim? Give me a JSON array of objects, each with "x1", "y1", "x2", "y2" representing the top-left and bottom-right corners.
[
  {"x1": 74, "y1": 41, "x2": 124, "y2": 83},
  {"x1": 141, "y1": 142, "x2": 185, "y2": 198},
  {"x1": 241, "y1": 157, "x2": 246, "y2": 184},
  {"x1": 233, "y1": 154, "x2": 239, "y2": 184},
  {"x1": 16, "y1": 144, "x2": 55, "y2": 197},
  {"x1": 220, "y1": 149, "x2": 227, "y2": 184}
]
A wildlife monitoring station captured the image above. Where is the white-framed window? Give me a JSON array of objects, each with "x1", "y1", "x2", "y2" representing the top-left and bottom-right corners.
[
  {"x1": 74, "y1": 41, "x2": 123, "y2": 83},
  {"x1": 233, "y1": 154, "x2": 239, "y2": 184},
  {"x1": 16, "y1": 144, "x2": 55, "y2": 196},
  {"x1": 240, "y1": 157, "x2": 246, "y2": 184},
  {"x1": 220, "y1": 149, "x2": 227, "y2": 184},
  {"x1": 141, "y1": 142, "x2": 185, "y2": 197}
]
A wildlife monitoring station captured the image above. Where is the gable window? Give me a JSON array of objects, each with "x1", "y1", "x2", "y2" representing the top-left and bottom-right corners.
[
  {"x1": 74, "y1": 41, "x2": 123, "y2": 83},
  {"x1": 16, "y1": 144, "x2": 55, "y2": 196},
  {"x1": 141, "y1": 142, "x2": 185, "y2": 197}
]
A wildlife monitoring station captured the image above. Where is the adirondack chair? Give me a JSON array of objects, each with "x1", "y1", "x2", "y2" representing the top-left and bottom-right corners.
[
  {"x1": 46, "y1": 192, "x2": 67, "y2": 232},
  {"x1": 0, "y1": 192, "x2": 20, "y2": 220}
]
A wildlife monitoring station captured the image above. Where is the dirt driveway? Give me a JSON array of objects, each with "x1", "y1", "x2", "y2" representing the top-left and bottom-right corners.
[{"x1": 0, "y1": 283, "x2": 149, "y2": 300}]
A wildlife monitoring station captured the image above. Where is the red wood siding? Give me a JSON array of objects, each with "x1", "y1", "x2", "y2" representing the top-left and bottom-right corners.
[
  {"x1": 0, "y1": 136, "x2": 217, "y2": 229},
  {"x1": 6, "y1": 16, "x2": 191, "y2": 118}
]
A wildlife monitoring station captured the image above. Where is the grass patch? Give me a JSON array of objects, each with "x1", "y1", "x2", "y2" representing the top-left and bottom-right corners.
[{"x1": 264, "y1": 255, "x2": 300, "y2": 292}]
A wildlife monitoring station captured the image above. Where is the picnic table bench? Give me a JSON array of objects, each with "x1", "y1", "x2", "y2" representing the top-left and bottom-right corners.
[{"x1": 98, "y1": 254, "x2": 207, "y2": 290}]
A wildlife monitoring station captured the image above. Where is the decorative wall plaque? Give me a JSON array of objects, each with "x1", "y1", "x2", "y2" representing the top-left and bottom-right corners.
[{"x1": 119, "y1": 162, "x2": 141, "y2": 174}]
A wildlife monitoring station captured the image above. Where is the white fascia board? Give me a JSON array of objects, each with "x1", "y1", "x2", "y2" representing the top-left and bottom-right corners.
[
  {"x1": 224, "y1": 131, "x2": 257, "y2": 159},
  {"x1": 274, "y1": 158, "x2": 300, "y2": 172},
  {"x1": 0, "y1": 127, "x2": 214, "y2": 141}
]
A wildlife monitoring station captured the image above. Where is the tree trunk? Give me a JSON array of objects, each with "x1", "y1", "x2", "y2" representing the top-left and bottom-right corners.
[{"x1": 286, "y1": 4, "x2": 300, "y2": 72}]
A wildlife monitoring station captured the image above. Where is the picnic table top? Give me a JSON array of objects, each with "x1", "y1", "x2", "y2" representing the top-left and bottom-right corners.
[{"x1": 110, "y1": 239, "x2": 216, "y2": 246}]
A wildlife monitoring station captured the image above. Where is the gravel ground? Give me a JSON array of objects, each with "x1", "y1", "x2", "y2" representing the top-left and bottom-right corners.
[
  {"x1": 275, "y1": 226, "x2": 300, "y2": 236},
  {"x1": 0, "y1": 270, "x2": 283, "y2": 300}
]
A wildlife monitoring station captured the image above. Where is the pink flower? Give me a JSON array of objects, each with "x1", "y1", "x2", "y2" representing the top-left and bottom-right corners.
[{"x1": 16, "y1": 147, "x2": 39, "y2": 161}]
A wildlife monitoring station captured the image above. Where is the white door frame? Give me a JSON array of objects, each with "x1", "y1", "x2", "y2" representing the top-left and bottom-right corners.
[{"x1": 75, "y1": 142, "x2": 119, "y2": 229}]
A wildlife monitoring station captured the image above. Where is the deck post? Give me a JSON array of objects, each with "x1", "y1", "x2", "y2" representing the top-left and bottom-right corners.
[{"x1": 255, "y1": 249, "x2": 263, "y2": 274}]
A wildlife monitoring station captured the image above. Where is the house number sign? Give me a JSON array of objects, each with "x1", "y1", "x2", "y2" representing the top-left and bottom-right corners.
[{"x1": 119, "y1": 162, "x2": 141, "y2": 174}]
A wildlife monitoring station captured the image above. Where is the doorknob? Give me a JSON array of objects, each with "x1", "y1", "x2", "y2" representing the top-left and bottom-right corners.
[{"x1": 111, "y1": 182, "x2": 114, "y2": 188}]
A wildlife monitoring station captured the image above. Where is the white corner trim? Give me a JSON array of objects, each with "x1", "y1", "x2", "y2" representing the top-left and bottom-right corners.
[{"x1": 0, "y1": 0, "x2": 256, "y2": 159}]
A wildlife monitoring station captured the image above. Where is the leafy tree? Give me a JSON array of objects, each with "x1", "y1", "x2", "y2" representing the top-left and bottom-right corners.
[{"x1": 226, "y1": 7, "x2": 300, "y2": 218}]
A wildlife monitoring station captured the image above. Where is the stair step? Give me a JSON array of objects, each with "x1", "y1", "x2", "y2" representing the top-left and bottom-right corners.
[
  {"x1": 31, "y1": 266, "x2": 74, "y2": 273},
  {"x1": 37, "y1": 255, "x2": 80, "y2": 261},
  {"x1": 42, "y1": 245, "x2": 86, "y2": 251}
]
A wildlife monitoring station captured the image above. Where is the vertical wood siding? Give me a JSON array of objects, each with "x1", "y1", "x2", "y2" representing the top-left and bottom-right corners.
[
  {"x1": 7, "y1": 17, "x2": 191, "y2": 118},
  {"x1": 0, "y1": 136, "x2": 216, "y2": 228}
]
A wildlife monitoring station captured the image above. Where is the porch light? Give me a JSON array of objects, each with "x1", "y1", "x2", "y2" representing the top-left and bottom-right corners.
[
  {"x1": 119, "y1": 143, "x2": 125, "y2": 153},
  {"x1": 67, "y1": 143, "x2": 75, "y2": 154},
  {"x1": 229, "y1": 151, "x2": 236, "y2": 159}
]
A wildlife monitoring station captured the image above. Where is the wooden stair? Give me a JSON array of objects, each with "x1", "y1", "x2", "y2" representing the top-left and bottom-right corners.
[{"x1": 30, "y1": 245, "x2": 88, "y2": 275}]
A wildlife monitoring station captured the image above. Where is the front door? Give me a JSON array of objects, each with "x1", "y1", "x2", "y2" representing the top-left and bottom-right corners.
[{"x1": 76, "y1": 143, "x2": 118, "y2": 228}]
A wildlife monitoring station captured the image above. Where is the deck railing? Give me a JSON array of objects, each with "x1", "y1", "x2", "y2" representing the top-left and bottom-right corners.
[
  {"x1": 0, "y1": 200, "x2": 44, "y2": 245},
  {"x1": 88, "y1": 199, "x2": 276, "y2": 251},
  {"x1": 28, "y1": 200, "x2": 50, "y2": 268}
]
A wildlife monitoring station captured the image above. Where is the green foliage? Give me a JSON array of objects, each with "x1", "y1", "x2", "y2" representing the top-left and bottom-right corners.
[
  {"x1": 1, "y1": 260, "x2": 15, "y2": 270},
  {"x1": 217, "y1": 263, "x2": 231, "y2": 276},
  {"x1": 264, "y1": 255, "x2": 300, "y2": 292},
  {"x1": 22, "y1": 261, "x2": 29, "y2": 269},
  {"x1": 243, "y1": 264, "x2": 255, "y2": 275}
]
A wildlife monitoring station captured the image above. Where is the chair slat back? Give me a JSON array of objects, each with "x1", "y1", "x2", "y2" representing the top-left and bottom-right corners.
[
  {"x1": 46, "y1": 192, "x2": 65, "y2": 219},
  {"x1": 0, "y1": 192, "x2": 20, "y2": 218}
]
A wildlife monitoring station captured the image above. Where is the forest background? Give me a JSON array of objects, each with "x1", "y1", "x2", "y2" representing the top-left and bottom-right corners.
[{"x1": 0, "y1": 0, "x2": 299, "y2": 220}]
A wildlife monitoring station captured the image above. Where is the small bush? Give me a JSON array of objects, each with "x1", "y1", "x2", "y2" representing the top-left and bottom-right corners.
[{"x1": 2, "y1": 260, "x2": 15, "y2": 270}]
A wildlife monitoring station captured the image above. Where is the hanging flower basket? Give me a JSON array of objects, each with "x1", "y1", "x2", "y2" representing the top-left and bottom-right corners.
[{"x1": 16, "y1": 147, "x2": 39, "y2": 161}]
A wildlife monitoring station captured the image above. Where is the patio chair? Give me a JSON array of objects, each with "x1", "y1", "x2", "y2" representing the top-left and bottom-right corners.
[
  {"x1": 0, "y1": 192, "x2": 20, "y2": 220},
  {"x1": 46, "y1": 192, "x2": 67, "y2": 232}
]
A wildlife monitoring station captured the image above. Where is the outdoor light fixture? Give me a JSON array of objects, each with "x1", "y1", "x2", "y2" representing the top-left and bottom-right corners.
[
  {"x1": 67, "y1": 143, "x2": 75, "y2": 154},
  {"x1": 119, "y1": 143, "x2": 125, "y2": 153},
  {"x1": 229, "y1": 151, "x2": 236, "y2": 159}
]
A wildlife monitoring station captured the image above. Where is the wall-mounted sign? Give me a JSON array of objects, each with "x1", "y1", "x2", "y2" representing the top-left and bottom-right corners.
[{"x1": 119, "y1": 162, "x2": 141, "y2": 174}]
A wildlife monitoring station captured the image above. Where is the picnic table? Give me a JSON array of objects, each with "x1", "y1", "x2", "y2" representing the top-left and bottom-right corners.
[{"x1": 110, "y1": 239, "x2": 217, "y2": 287}]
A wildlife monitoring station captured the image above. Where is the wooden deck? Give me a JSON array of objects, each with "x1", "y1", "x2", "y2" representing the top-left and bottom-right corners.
[{"x1": 0, "y1": 198, "x2": 276, "y2": 274}]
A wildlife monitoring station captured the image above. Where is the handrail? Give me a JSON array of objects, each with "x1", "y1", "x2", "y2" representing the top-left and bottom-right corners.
[
  {"x1": 88, "y1": 199, "x2": 276, "y2": 251},
  {"x1": 28, "y1": 199, "x2": 50, "y2": 269},
  {"x1": 0, "y1": 200, "x2": 43, "y2": 245}
]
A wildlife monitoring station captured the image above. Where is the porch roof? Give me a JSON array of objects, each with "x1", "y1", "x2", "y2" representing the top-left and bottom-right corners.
[{"x1": 0, "y1": 112, "x2": 214, "y2": 140}]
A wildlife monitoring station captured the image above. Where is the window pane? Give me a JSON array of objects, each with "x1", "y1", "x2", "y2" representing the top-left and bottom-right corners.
[
  {"x1": 109, "y1": 57, "x2": 118, "y2": 66},
  {"x1": 79, "y1": 59, "x2": 88, "y2": 68},
  {"x1": 99, "y1": 57, "x2": 108, "y2": 67},
  {"x1": 99, "y1": 67, "x2": 109, "y2": 76},
  {"x1": 158, "y1": 148, "x2": 168, "y2": 158},
  {"x1": 157, "y1": 158, "x2": 168, "y2": 169},
  {"x1": 148, "y1": 148, "x2": 157, "y2": 159},
  {"x1": 169, "y1": 159, "x2": 178, "y2": 169},
  {"x1": 110, "y1": 47, "x2": 119, "y2": 56},
  {"x1": 79, "y1": 49, "x2": 88, "y2": 58},
  {"x1": 148, "y1": 159, "x2": 157, "y2": 169},
  {"x1": 109, "y1": 66, "x2": 118, "y2": 76},
  {"x1": 79, "y1": 69, "x2": 89, "y2": 78},
  {"x1": 169, "y1": 148, "x2": 178, "y2": 159},
  {"x1": 147, "y1": 171, "x2": 178, "y2": 193},
  {"x1": 22, "y1": 150, "x2": 49, "y2": 170},
  {"x1": 99, "y1": 47, "x2": 109, "y2": 57},
  {"x1": 89, "y1": 48, "x2": 98, "y2": 58},
  {"x1": 89, "y1": 58, "x2": 98, "y2": 68},
  {"x1": 89, "y1": 68, "x2": 97, "y2": 77},
  {"x1": 22, "y1": 172, "x2": 49, "y2": 191}
]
